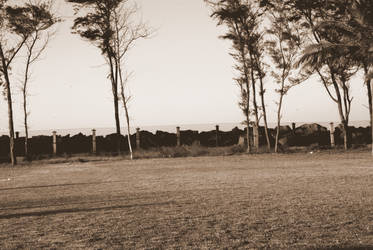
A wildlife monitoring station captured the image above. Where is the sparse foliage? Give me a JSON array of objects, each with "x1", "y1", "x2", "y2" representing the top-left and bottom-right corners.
[
  {"x1": 18, "y1": 1, "x2": 59, "y2": 160},
  {"x1": 0, "y1": 0, "x2": 57, "y2": 165},
  {"x1": 206, "y1": 0, "x2": 269, "y2": 152},
  {"x1": 207, "y1": 0, "x2": 254, "y2": 152},
  {"x1": 267, "y1": 0, "x2": 358, "y2": 150},
  {"x1": 67, "y1": 0, "x2": 151, "y2": 155},
  {"x1": 264, "y1": 0, "x2": 306, "y2": 152},
  {"x1": 304, "y1": 0, "x2": 373, "y2": 153}
]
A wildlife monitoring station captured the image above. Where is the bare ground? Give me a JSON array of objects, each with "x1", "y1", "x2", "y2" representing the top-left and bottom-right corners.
[{"x1": 0, "y1": 151, "x2": 372, "y2": 249}]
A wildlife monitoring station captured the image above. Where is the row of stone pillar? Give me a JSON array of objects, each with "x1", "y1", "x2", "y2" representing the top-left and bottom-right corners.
[
  {"x1": 330, "y1": 122, "x2": 335, "y2": 147},
  {"x1": 49, "y1": 126, "x2": 220, "y2": 155},
  {"x1": 46, "y1": 122, "x2": 336, "y2": 155},
  {"x1": 51, "y1": 128, "x2": 143, "y2": 155}
]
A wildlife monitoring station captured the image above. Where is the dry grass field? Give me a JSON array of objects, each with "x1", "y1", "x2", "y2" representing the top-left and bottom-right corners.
[{"x1": 0, "y1": 151, "x2": 372, "y2": 249}]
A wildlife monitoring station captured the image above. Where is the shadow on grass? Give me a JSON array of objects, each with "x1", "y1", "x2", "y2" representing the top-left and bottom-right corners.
[
  {"x1": 0, "y1": 201, "x2": 176, "y2": 219},
  {"x1": 316, "y1": 246, "x2": 373, "y2": 250},
  {"x1": 0, "y1": 195, "x2": 160, "y2": 212},
  {"x1": 0, "y1": 180, "x2": 128, "y2": 191}
]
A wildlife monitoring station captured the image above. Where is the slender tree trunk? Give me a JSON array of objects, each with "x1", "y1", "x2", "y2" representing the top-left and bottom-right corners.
[
  {"x1": 108, "y1": 54, "x2": 121, "y2": 154},
  {"x1": 259, "y1": 76, "x2": 270, "y2": 151},
  {"x1": 22, "y1": 34, "x2": 40, "y2": 161},
  {"x1": 245, "y1": 101, "x2": 251, "y2": 153},
  {"x1": 23, "y1": 50, "x2": 32, "y2": 161},
  {"x1": 251, "y1": 76, "x2": 259, "y2": 151},
  {"x1": 275, "y1": 124, "x2": 280, "y2": 153},
  {"x1": 123, "y1": 101, "x2": 133, "y2": 160},
  {"x1": 113, "y1": 58, "x2": 120, "y2": 136},
  {"x1": 365, "y1": 64, "x2": 373, "y2": 155},
  {"x1": 110, "y1": 58, "x2": 121, "y2": 135},
  {"x1": 244, "y1": 74, "x2": 251, "y2": 153},
  {"x1": 275, "y1": 91, "x2": 284, "y2": 153},
  {"x1": 371, "y1": 78, "x2": 373, "y2": 156},
  {"x1": 118, "y1": 71, "x2": 133, "y2": 159},
  {"x1": 6, "y1": 83, "x2": 16, "y2": 165},
  {"x1": 250, "y1": 55, "x2": 259, "y2": 152},
  {"x1": 240, "y1": 79, "x2": 251, "y2": 153},
  {"x1": 338, "y1": 111, "x2": 349, "y2": 151},
  {"x1": 363, "y1": 65, "x2": 372, "y2": 129},
  {"x1": 240, "y1": 45, "x2": 251, "y2": 153},
  {"x1": 368, "y1": 80, "x2": 372, "y2": 128},
  {"x1": 113, "y1": 91, "x2": 121, "y2": 134},
  {"x1": 342, "y1": 119, "x2": 349, "y2": 150},
  {"x1": 254, "y1": 54, "x2": 270, "y2": 151},
  {"x1": 330, "y1": 73, "x2": 349, "y2": 150},
  {"x1": 118, "y1": 65, "x2": 133, "y2": 160},
  {"x1": 0, "y1": 45, "x2": 16, "y2": 165},
  {"x1": 113, "y1": 84, "x2": 121, "y2": 155},
  {"x1": 23, "y1": 96, "x2": 29, "y2": 160}
]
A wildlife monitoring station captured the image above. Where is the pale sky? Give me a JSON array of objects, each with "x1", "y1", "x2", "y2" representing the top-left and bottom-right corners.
[{"x1": 0, "y1": 0, "x2": 370, "y2": 133}]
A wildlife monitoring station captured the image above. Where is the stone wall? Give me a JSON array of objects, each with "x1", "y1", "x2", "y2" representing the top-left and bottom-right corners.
[{"x1": 0, "y1": 123, "x2": 371, "y2": 162}]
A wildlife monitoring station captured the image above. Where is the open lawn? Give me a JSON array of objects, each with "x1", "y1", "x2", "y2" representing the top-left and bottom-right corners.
[{"x1": 0, "y1": 152, "x2": 372, "y2": 249}]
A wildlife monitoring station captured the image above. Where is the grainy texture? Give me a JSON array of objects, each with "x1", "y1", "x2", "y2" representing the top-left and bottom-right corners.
[{"x1": 0, "y1": 152, "x2": 372, "y2": 249}]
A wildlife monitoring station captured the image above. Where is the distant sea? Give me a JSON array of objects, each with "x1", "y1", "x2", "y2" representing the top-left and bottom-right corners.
[{"x1": 0, "y1": 120, "x2": 370, "y2": 137}]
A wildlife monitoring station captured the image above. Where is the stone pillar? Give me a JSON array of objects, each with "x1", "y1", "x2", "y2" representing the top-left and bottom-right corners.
[
  {"x1": 52, "y1": 131, "x2": 57, "y2": 155},
  {"x1": 136, "y1": 128, "x2": 140, "y2": 149},
  {"x1": 330, "y1": 122, "x2": 335, "y2": 148},
  {"x1": 176, "y1": 126, "x2": 181, "y2": 147},
  {"x1": 291, "y1": 122, "x2": 296, "y2": 131},
  {"x1": 253, "y1": 124, "x2": 259, "y2": 151},
  {"x1": 92, "y1": 129, "x2": 97, "y2": 154},
  {"x1": 215, "y1": 125, "x2": 219, "y2": 147}
]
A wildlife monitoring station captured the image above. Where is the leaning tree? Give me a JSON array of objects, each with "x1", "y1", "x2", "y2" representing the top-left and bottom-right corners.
[
  {"x1": 206, "y1": 0, "x2": 270, "y2": 152},
  {"x1": 294, "y1": 0, "x2": 361, "y2": 150},
  {"x1": 264, "y1": 0, "x2": 307, "y2": 153},
  {"x1": 0, "y1": 0, "x2": 56, "y2": 165},
  {"x1": 67, "y1": 0, "x2": 150, "y2": 155},
  {"x1": 17, "y1": 1, "x2": 58, "y2": 160},
  {"x1": 305, "y1": 0, "x2": 373, "y2": 153},
  {"x1": 261, "y1": 0, "x2": 358, "y2": 150}
]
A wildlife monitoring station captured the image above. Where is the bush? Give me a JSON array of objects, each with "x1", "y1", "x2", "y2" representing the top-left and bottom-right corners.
[
  {"x1": 227, "y1": 144, "x2": 246, "y2": 154},
  {"x1": 160, "y1": 146, "x2": 189, "y2": 158}
]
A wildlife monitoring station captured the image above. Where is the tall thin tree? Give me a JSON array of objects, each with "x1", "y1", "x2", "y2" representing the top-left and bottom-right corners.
[
  {"x1": 293, "y1": 1, "x2": 358, "y2": 150},
  {"x1": 119, "y1": 71, "x2": 133, "y2": 159},
  {"x1": 206, "y1": 0, "x2": 268, "y2": 152},
  {"x1": 309, "y1": 0, "x2": 373, "y2": 153},
  {"x1": 67, "y1": 0, "x2": 150, "y2": 155},
  {"x1": 18, "y1": 1, "x2": 58, "y2": 160},
  {"x1": 264, "y1": 0, "x2": 305, "y2": 153},
  {"x1": 253, "y1": 47, "x2": 271, "y2": 151},
  {"x1": 0, "y1": 1, "x2": 54, "y2": 165},
  {"x1": 112, "y1": 2, "x2": 150, "y2": 159},
  {"x1": 261, "y1": 0, "x2": 357, "y2": 150}
]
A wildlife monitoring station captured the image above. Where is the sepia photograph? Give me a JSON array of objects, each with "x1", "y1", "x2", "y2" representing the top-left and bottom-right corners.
[{"x1": 0, "y1": 0, "x2": 372, "y2": 249}]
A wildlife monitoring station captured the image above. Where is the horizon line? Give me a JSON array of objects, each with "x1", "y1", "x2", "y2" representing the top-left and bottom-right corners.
[{"x1": 0, "y1": 120, "x2": 370, "y2": 136}]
